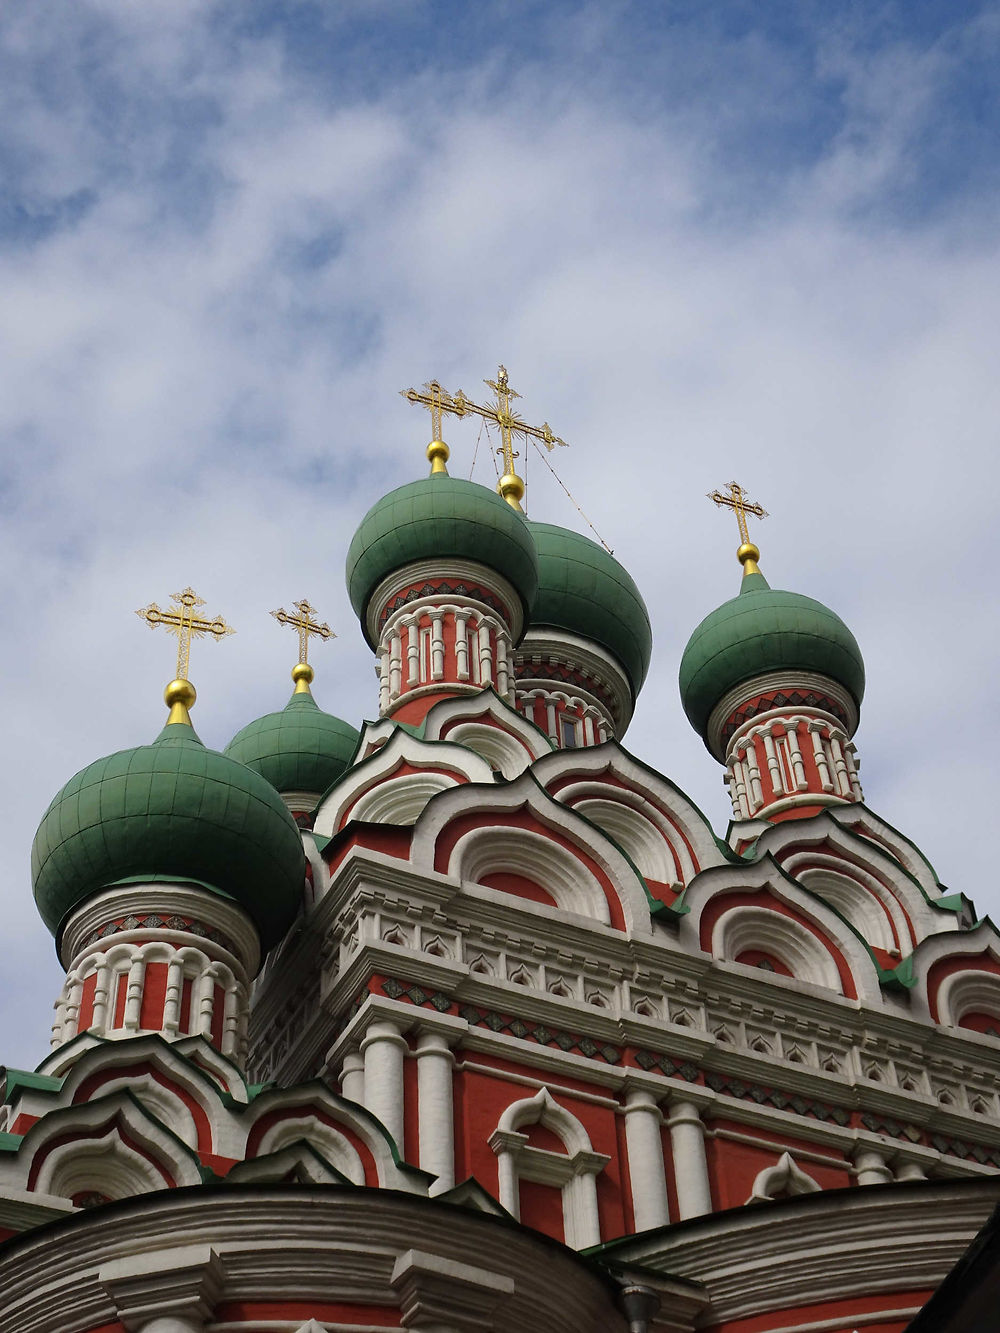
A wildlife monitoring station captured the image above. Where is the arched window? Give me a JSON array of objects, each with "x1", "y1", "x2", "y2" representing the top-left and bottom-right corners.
[{"x1": 488, "y1": 1088, "x2": 609, "y2": 1248}]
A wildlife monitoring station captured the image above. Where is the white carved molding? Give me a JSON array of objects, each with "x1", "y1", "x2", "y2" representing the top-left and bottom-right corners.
[{"x1": 746, "y1": 1151, "x2": 822, "y2": 1204}]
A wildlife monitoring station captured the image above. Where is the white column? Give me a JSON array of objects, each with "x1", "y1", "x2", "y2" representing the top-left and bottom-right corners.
[
  {"x1": 194, "y1": 966, "x2": 215, "y2": 1039},
  {"x1": 495, "y1": 632, "x2": 509, "y2": 699},
  {"x1": 405, "y1": 617, "x2": 420, "y2": 685},
  {"x1": 809, "y1": 724, "x2": 835, "y2": 792},
  {"x1": 623, "y1": 1090, "x2": 669, "y2": 1230},
  {"x1": 785, "y1": 724, "x2": 809, "y2": 790},
  {"x1": 162, "y1": 958, "x2": 183, "y2": 1037},
  {"x1": 416, "y1": 1031, "x2": 455, "y2": 1193},
  {"x1": 730, "y1": 757, "x2": 751, "y2": 819},
  {"x1": 565, "y1": 1167, "x2": 602, "y2": 1248},
  {"x1": 122, "y1": 957, "x2": 145, "y2": 1032},
  {"x1": 340, "y1": 1049, "x2": 365, "y2": 1104},
  {"x1": 545, "y1": 699, "x2": 558, "y2": 742},
  {"x1": 378, "y1": 645, "x2": 391, "y2": 713},
  {"x1": 845, "y1": 742, "x2": 864, "y2": 800},
  {"x1": 582, "y1": 713, "x2": 595, "y2": 746},
  {"x1": 361, "y1": 1018, "x2": 408, "y2": 1149},
  {"x1": 742, "y1": 743, "x2": 763, "y2": 812},
  {"x1": 389, "y1": 629, "x2": 403, "y2": 699},
  {"x1": 895, "y1": 1159, "x2": 927, "y2": 1182},
  {"x1": 431, "y1": 613, "x2": 445, "y2": 680},
  {"x1": 667, "y1": 1101, "x2": 712, "y2": 1219},
  {"x1": 854, "y1": 1147, "x2": 892, "y2": 1187},
  {"x1": 455, "y1": 614, "x2": 469, "y2": 680},
  {"x1": 221, "y1": 980, "x2": 240, "y2": 1058},
  {"x1": 477, "y1": 622, "x2": 492, "y2": 686},
  {"x1": 760, "y1": 728, "x2": 783, "y2": 795},
  {"x1": 829, "y1": 733, "x2": 853, "y2": 797},
  {"x1": 91, "y1": 958, "x2": 112, "y2": 1033},
  {"x1": 495, "y1": 1143, "x2": 521, "y2": 1218}
]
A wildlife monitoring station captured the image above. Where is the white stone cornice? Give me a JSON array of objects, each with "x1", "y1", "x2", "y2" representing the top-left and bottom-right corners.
[
  {"x1": 0, "y1": 1189, "x2": 624, "y2": 1333},
  {"x1": 367, "y1": 558, "x2": 524, "y2": 643},
  {"x1": 60, "y1": 883, "x2": 260, "y2": 976},
  {"x1": 514, "y1": 626, "x2": 631, "y2": 732},
  {"x1": 603, "y1": 1177, "x2": 1000, "y2": 1326},
  {"x1": 98, "y1": 1244, "x2": 225, "y2": 1330},
  {"x1": 706, "y1": 669, "x2": 859, "y2": 762}
]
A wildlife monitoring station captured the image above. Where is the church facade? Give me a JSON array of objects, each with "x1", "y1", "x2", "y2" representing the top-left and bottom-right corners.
[{"x1": 3, "y1": 386, "x2": 1000, "y2": 1332}]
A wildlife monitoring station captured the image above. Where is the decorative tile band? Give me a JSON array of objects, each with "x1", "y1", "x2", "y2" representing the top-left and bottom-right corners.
[
  {"x1": 82, "y1": 913, "x2": 234, "y2": 952},
  {"x1": 379, "y1": 977, "x2": 622, "y2": 1064},
  {"x1": 378, "y1": 580, "x2": 507, "y2": 631},
  {"x1": 705, "y1": 1071, "x2": 851, "y2": 1126},
  {"x1": 369, "y1": 979, "x2": 1000, "y2": 1165},
  {"x1": 720, "y1": 687, "x2": 850, "y2": 748}
]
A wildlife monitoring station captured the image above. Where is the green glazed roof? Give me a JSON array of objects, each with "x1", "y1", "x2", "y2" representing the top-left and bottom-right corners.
[
  {"x1": 679, "y1": 569, "x2": 866, "y2": 740},
  {"x1": 31, "y1": 719, "x2": 306, "y2": 950},
  {"x1": 527, "y1": 521, "x2": 653, "y2": 697},
  {"x1": 225, "y1": 689, "x2": 359, "y2": 797},
  {"x1": 346, "y1": 473, "x2": 538, "y2": 642}
]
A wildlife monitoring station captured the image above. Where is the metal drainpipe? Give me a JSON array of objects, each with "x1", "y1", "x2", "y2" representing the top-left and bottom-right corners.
[{"x1": 619, "y1": 1282, "x2": 661, "y2": 1333}]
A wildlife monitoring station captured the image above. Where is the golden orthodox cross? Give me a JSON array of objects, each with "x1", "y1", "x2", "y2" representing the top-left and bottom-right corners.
[
  {"x1": 271, "y1": 598, "x2": 335, "y2": 666},
  {"x1": 457, "y1": 364, "x2": 567, "y2": 481},
  {"x1": 708, "y1": 481, "x2": 768, "y2": 547},
  {"x1": 136, "y1": 587, "x2": 234, "y2": 682},
  {"x1": 400, "y1": 379, "x2": 469, "y2": 444}
]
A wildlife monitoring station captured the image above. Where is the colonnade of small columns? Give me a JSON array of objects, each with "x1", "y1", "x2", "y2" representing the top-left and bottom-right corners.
[
  {"x1": 338, "y1": 1016, "x2": 718, "y2": 1242},
  {"x1": 376, "y1": 601, "x2": 516, "y2": 715},
  {"x1": 52, "y1": 886, "x2": 260, "y2": 1068},
  {"x1": 53, "y1": 939, "x2": 248, "y2": 1062},
  {"x1": 515, "y1": 686, "x2": 612, "y2": 749},
  {"x1": 338, "y1": 1014, "x2": 934, "y2": 1248},
  {"x1": 726, "y1": 711, "x2": 863, "y2": 820}
]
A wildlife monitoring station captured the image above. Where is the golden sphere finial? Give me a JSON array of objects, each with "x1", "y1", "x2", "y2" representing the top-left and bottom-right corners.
[
  {"x1": 497, "y1": 472, "x2": 525, "y2": 510},
  {"x1": 291, "y1": 662, "x2": 314, "y2": 685},
  {"x1": 426, "y1": 440, "x2": 450, "y2": 474},
  {"x1": 164, "y1": 678, "x2": 196, "y2": 709},
  {"x1": 737, "y1": 542, "x2": 761, "y2": 576}
]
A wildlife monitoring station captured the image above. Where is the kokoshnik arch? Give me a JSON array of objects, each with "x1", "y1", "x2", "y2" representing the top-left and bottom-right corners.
[{"x1": 2, "y1": 369, "x2": 998, "y2": 1333}]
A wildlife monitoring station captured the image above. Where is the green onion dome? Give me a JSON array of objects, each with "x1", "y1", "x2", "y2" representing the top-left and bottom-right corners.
[
  {"x1": 225, "y1": 673, "x2": 359, "y2": 800},
  {"x1": 345, "y1": 471, "x2": 538, "y2": 645},
  {"x1": 679, "y1": 566, "x2": 866, "y2": 744},
  {"x1": 31, "y1": 712, "x2": 306, "y2": 951},
  {"x1": 526, "y1": 520, "x2": 653, "y2": 698}
]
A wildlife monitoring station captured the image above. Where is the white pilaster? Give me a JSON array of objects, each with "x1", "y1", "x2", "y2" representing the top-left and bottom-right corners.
[
  {"x1": 431, "y1": 613, "x2": 445, "y2": 680},
  {"x1": 667, "y1": 1100, "x2": 712, "y2": 1219},
  {"x1": 785, "y1": 724, "x2": 808, "y2": 790},
  {"x1": 809, "y1": 723, "x2": 835, "y2": 791},
  {"x1": 340, "y1": 1049, "x2": 365, "y2": 1104},
  {"x1": 455, "y1": 614, "x2": 469, "y2": 680},
  {"x1": 416, "y1": 1031, "x2": 456, "y2": 1193},
  {"x1": 623, "y1": 1090, "x2": 669, "y2": 1231},
  {"x1": 854, "y1": 1147, "x2": 892, "y2": 1187},
  {"x1": 361, "y1": 1018, "x2": 408, "y2": 1149}
]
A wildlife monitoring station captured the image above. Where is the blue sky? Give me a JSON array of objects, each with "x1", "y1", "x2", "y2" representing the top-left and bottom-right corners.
[{"x1": 1, "y1": 0, "x2": 999, "y2": 1068}]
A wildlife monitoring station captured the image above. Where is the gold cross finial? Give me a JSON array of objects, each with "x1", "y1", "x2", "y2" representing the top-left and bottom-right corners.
[
  {"x1": 458, "y1": 364, "x2": 567, "y2": 511},
  {"x1": 400, "y1": 378, "x2": 471, "y2": 475},
  {"x1": 271, "y1": 598, "x2": 335, "y2": 692},
  {"x1": 708, "y1": 481, "x2": 768, "y2": 573},
  {"x1": 402, "y1": 365, "x2": 567, "y2": 509},
  {"x1": 136, "y1": 587, "x2": 235, "y2": 722}
]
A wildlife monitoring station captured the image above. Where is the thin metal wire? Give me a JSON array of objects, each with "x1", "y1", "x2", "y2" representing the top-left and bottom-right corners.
[
  {"x1": 529, "y1": 438, "x2": 612, "y2": 553},
  {"x1": 523, "y1": 427, "x2": 529, "y2": 514},
  {"x1": 469, "y1": 418, "x2": 485, "y2": 480},
  {"x1": 486, "y1": 425, "x2": 502, "y2": 480}
]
